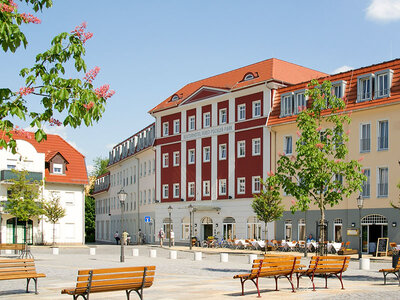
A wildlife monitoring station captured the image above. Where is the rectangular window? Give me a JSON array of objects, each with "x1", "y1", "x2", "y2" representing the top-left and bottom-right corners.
[
  {"x1": 284, "y1": 136, "x2": 293, "y2": 155},
  {"x1": 188, "y1": 149, "x2": 195, "y2": 164},
  {"x1": 237, "y1": 177, "x2": 245, "y2": 194},
  {"x1": 378, "y1": 120, "x2": 389, "y2": 150},
  {"x1": 252, "y1": 101, "x2": 261, "y2": 117},
  {"x1": 238, "y1": 104, "x2": 246, "y2": 121},
  {"x1": 162, "y1": 184, "x2": 169, "y2": 199},
  {"x1": 173, "y1": 183, "x2": 180, "y2": 198},
  {"x1": 219, "y1": 108, "x2": 227, "y2": 124},
  {"x1": 360, "y1": 123, "x2": 371, "y2": 153},
  {"x1": 203, "y1": 146, "x2": 210, "y2": 162},
  {"x1": 163, "y1": 122, "x2": 169, "y2": 136},
  {"x1": 375, "y1": 69, "x2": 393, "y2": 99},
  {"x1": 333, "y1": 85, "x2": 342, "y2": 98},
  {"x1": 203, "y1": 112, "x2": 210, "y2": 128},
  {"x1": 281, "y1": 93, "x2": 293, "y2": 117},
  {"x1": 188, "y1": 182, "x2": 195, "y2": 198},
  {"x1": 237, "y1": 141, "x2": 245, "y2": 158},
  {"x1": 6, "y1": 164, "x2": 16, "y2": 170},
  {"x1": 188, "y1": 116, "x2": 195, "y2": 131},
  {"x1": 294, "y1": 91, "x2": 306, "y2": 114},
  {"x1": 357, "y1": 74, "x2": 373, "y2": 102},
  {"x1": 203, "y1": 181, "x2": 210, "y2": 196},
  {"x1": 219, "y1": 179, "x2": 227, "y2": 195},
  {"x1": 162, "y1": 153, "x2": 169, "y2": 168},
  {"x1": 173, "y1": 151, "x2": 180, "y2": 166},
  {"x1": 252, "y1": 138, "x2": 260, "y2": 156},
  {"x1": 173, "y1": 119, "x2": 180, "y2": 134},
  {"x1": 362, "y1": 169, "x2": 370, "y2": 198},
  {"x1": 219, "y1": 144, "x2": 227, "y2": 160},
  {"x1": 377, "y1": 167, "x2": 388, "y2": 197},
  {"x1": 252, "y1": 176, "x2": 261, "y2": 193},
  {"x1": 53, "y1": 163, "x2": 63, "y2": 174}
]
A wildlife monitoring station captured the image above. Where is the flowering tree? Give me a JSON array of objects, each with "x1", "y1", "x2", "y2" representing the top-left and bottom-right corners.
[
  {"x1": 0, "y1": 0, "x2": 115, "y2": 153},
  {"x1": 274, "y1": 80, "x2": 366, "y2": 252},
  {"x1": 251, "y1": 175, "x2": 284, "y2": 253},
  {"x1": 42, "y1": 192, "x2": 66, "y2": 246}
]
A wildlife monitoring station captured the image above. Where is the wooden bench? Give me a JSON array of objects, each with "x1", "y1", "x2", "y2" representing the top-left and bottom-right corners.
[
  {"x1": 0, "y1": 243, "x2": 26, "y2": 252},
  {"x1": 379, "y1": 257, "x2": 400, "y2": 285},
  {"x1": 0, "y1": 258, "x2": 46, "y2": 294},
  {"x1": 296, "y1": 256, "x2": 350, "y2": 291},
  {"x1": 233, "y1": 256, "x2": 301, "y2": 297},
  {"x1": 61, "y1": 266, "x2": 156, "y2": 300}
]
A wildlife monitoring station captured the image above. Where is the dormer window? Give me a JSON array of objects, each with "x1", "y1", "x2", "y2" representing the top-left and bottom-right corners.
[
  {"x1": 171, "y1": 94, "x2": 179, "y2": 101},
  {"x1": 48, "y1": 152, "x2": 68, "y2": 175},
  {"x1": 244, "y1": 73, "x2": 255, "y2": 81},
  {"x1": 53, "y1": 163, "x2": 63, "y2": 174}
]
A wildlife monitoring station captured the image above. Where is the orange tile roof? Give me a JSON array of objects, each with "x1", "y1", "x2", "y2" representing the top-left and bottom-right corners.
[
  {"x1": 149, "y1": 58, "x2": 327, "y2": 113},
  {"x1": 3, "y1": 131, "x2": 88, "y2": 185},
  {"x1": 268, "y1": 58, "x2": 400, "y2": 126}
]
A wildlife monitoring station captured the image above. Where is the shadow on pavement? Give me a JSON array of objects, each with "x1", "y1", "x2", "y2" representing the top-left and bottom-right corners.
[{"x1": 202, "y1": 267, "x2": 249, "y2": 273}]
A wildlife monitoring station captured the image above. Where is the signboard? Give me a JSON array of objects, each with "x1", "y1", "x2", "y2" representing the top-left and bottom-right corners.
[
  {"x1": 376, "y1": 237, "x2": 389, "y2": 257},
  {"x1": 346, "y1": 228, "x2": 359, "y2": 236},
  {"x1": 144, "y1": 216, "x2": 151, "y2": 223},
  {"x1": 181, "y1": 124, "x2": 234, "y2": 141}
]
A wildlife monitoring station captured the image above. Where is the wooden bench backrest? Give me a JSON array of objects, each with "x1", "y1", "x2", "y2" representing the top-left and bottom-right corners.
[
  {"x1": 0, "y1": 259, "x2": 38, "y2": 276},
  {"x1": 251, "y1": 256, "x2": 300, "y2": 277},
  {"x1": 74, "y1": 266, "x2": 156, "y2": 293},
  {"x1": 308, "y1": 256, "x2": 350, "y2": 272},
  {"x1": 0, "y1": 244, "x2": 26, "y2": 250}
]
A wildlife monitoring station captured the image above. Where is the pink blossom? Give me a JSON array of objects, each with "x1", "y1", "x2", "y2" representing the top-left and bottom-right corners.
[
  {"x1": 346, "y1": 129, "x2": 350, "y2": 135},
  {"x1": 296, "y1": 130, "x2": 301, "y2": 137},
  {"x1": 327, "y1": 134, "x2": 331, "y2": 139},
  {"x1": 278, "y1": 152, "x2": 285, "y2": 157},
  {"x1": 358, "y1": 156, "x2": 364, "y2": 162},
  {"x1": 21, "y1": 13, "x2": 41, "y2": 24},
  {"x1": 342, "y1": 96, "x2": 347, "y2": 102},
  {"x1": 94, "y1": 84, "x2": 115, "y2": 100},
  {"x1": 83, "y1": 101, "x2": 94, "y2": 111},
  {"x1": 290, "y1": 155, "x2": 296, "y2": 161},
  {"x1": 267, "y1": 170, "x2": 275, "y2": 177},
  {"x1": 297, "y1": 106, "x2": 305, "y2": 112},
  {"x1": 335, "y1": 159, "x2": 341, "y2": 163},
  {"x1": 83, "y1": 66, "x2": 100, "y2": 83},
  {"x1": 316, "y1": 143, "x2": 324, "y2": 149},
  {"x1": 49, "y1": 118, "x2": 62, "y2": 127},
  {"x1": 14, "y1": 127, "x2": 32, "y2": 139},
  {"x1": 316, "y1": 126, "x2": 322, "y2": 132},
  {"x1": 361, "y1": 169, "x2": 366, "y2": 174},
  {"x1": 291, "y1": 199, "x2": 296, "y2": 205},
  {"x1": 18, "y1": 87, "x2": 34, "y2": 96},
  {"x1": 347, "y1": 110, "x2": 352, "y2": 117},
  {"x1": 71, "y1": 22, "x2": 93, "y2": 44},
  {"x1": 0, "y1": 0, "x2": 17, "y2": 12}
]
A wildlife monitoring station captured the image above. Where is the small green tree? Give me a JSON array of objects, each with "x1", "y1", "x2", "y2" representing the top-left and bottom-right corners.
[
  {"x1": 90, "y1": 156, "x2": 109, "y2": 177},
  {"x1": 252, "y1": 176, "x2": 284, "y2": 253},
  {"x1": 274, "y1": 80, "x2": 366, "y2": 253},
  {"x1": 85, "y1": 195, "x2": 95, "y2": 243},
  {"x1": 390, "y1": 182, "x2": 400, "y2": 210},
  {"x1": 4, "y1": 169, "x2": 43, "y2": 248},
  {"x1": 42, "y1": 192, "x2": 66, "y2": 245}
]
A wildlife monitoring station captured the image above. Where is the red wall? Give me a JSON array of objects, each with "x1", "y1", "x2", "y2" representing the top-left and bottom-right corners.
[
  {"x1": 217, "y1": 134, "x2": 229, "y2": 200},
  {"x1": 235, "y1": 91, "x2": 263, "y2": 122},
  {"x1": 161, "y1": 112, "x2": 181, "y2": 136},
  {"x1": 161, "y1": 143, "x2": 181, "y2": 202}
]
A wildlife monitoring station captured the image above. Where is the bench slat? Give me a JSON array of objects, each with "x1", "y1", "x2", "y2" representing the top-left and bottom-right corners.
[
  {"x1": 78, "y1": 266, "x2": 155, "y2": 275},
  {"x1": 77, "y1": 271, "x2": 155, "y2": 282}
]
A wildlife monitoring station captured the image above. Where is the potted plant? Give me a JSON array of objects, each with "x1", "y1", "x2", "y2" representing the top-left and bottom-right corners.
[{"x1": 392, "y1": 246, "x2": 399, "y2": 268}]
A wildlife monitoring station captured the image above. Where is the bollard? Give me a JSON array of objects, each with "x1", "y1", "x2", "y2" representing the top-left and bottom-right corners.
[
  {"x1": 169, "y1": 250, "x2": 177, "y2": 260},
  {"x1": 194, "y1": 252, "x2": 202, "y2": 261},
  {"x1": 89, "y1": 247, "x2": 96, "y2": 255},
  {"x1": 248, "y1": 254, "x2": 257, "y2": 264},
  {"x1": 220, "y1": 253, "x2": 228, "y2": 263},
  {"x1": 52, "y1": 247, "x2": 59, "y2": 255},
  {"x1": 132, "y1": 248, "x2": 139, "y2": 257},
  {"x1": 149, "y1": 249, "x2": 157, "y2": 258},
  {"x1": 359, "y1": 258, "x2": 370, "y2": 270}
]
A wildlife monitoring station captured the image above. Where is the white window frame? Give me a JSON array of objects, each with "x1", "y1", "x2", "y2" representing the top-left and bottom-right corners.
[
  {"x1": 162, "y1": 153, "x2": 169, "y2": 168},
  {"x1": 188, "y1": 149, "x2": 195, "y2": 164},
  {"x1": 362, "y1": 168, "x2": 371, "y2": 198},
  {"x1": 252, "y1": 100, "x2": 261, "y2": 118},
  {"x1": 294, "y1": 90, "x2": 307, "y2": 114},
  {"x1": 219, "y1": 108, "x2": 227, "y2": 124},
  {"x1": 162, "y1": 184, "x2": 169, "y2": 199},
  {"x1": 360, "y1": 123, "x2": 371, "y2": 153},
  {"x1": 357, "y1": 73, "x2": 374, "y2": 102},
  {"x1": 173, "y1": 119, "x2": 180, "y2": 134},
  {"x1": 219, "y1": 144, "x2": 227, "y2": 160},
  {"x1": 284, "y1": 136, "x2": 293, "y2": 155},
  {"x1": 203, "y1": 146, "x2": 210, "y2": 162},
  {"x1": 377, "y1": 166, "x2": 388, "y2": 198},
  {"x1": 219, "y1": 179, "x2": 227, "y2": 196},
  {"x1": 173, "y1": 183, "x2": 180, "y2": 198},
  {"x1": 280, "y1": 92, "x2": 293, "y2": 117},
  {"x1": 252, "y1": 138, "x2": 260, "y2": 156},
  {"x1": 237, "y1": 177, "x2": 245, "y2": 194},
  {"x1": 188, "y1": 116, "x2": 195, "y2": 131},
  {"x1": 173, "y1": 151, "x2": 180, "y2": 166},
  {"x1": 374, "y1": 69, "x2": 393, "y2": 99},
  {"x1": 331, "y1": 80, "x2": 347, "y2": 99},
  {"x1": 252, "y1": 176, "x2": 261, "y2": 193},
  {"x1": 203, "y1": 112, "x2": 210, "y2": 128},
  {"x1": 377, "y1": 119, "x2": 389, "y2": 151},
  {"x1": 188, "y1": 182, "x2": 195, "y2": 198},
  {"x1": 53, "y1": 163, "x2": 63, "y2": 174},
  {"x1": 237, "y1": 104, "x2": 246, "y2": 121},
  {"x1": 163, "y1": 122, "x2": 169, "y2": 136},
  {"x1": 203, "y1": 181, "x2": 210, "y2": 197},
  {"x1": 237, "y1": 141, "x2": 245, "y2": 158}
]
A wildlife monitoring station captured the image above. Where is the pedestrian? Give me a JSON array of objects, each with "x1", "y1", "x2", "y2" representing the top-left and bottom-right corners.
[
  {"x1": 170, "y1": 230, "x2": 175, "y2": 246},
  {"x1": 127, "y1": 234, "x2": 131, "y2": 245},
  {"x1": 114, "y1": 231, "x2": 120, "y2": 245},
  {"x1": 138, "y1": 229, "x2": 144, "y2": 245},
  {"x1": 122, "y1": 230, "x2": 128, "y2": 245},
  {"x1": 158, "y1": 228, "x2": 165, "y2": 247}
]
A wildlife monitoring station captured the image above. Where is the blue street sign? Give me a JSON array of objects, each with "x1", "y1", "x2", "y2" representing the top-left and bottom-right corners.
[{"x1": 144, "y1": 216, "x2": 151, "y2": 223}]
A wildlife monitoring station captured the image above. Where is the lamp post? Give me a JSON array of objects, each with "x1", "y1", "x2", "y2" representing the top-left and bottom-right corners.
[
  {"x1": 357, "y1": 194, "x2": 364, "y2": 259},
  {"x1": 168, "y1": 205, "x2": 172, "y2": 248},
  {"x1": 118, "y1": 189, "x2": 127, "y2": 263},
  {"x1": 189, "y1": 204, "x2": 193, "y2": 250}
]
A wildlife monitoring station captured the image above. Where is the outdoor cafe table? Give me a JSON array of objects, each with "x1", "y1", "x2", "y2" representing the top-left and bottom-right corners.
[
  {"x1": 251, "y1": 240, "x2": 265, "y2": 249},
  {"x1": 327, "y1": 242, "x2": 342, "y2": 253},
  {"x1": 235, "y1": 239, "x2": 249, "y2": 248},
  {"x1": 307, "y1": 242, "x2": 317, "y2": 251},
  {"x1": 282, "y1": 241, "x2": 297, "y2": 251}
]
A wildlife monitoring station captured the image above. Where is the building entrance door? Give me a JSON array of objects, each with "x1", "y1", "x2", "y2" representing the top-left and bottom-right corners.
[
  {"x1": 361, "y1": 214, "x2": 388, "y2": 253},
  {"x1": 6, "y1": 218, "x2": 33, "y2": 244},
  {"x1": 203, "y1": 224, "x2": 213, "y2": 240}
]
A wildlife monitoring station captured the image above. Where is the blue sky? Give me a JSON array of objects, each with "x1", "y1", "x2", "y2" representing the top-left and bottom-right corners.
[{"x1": 2, "y1": 0, "x2": 400, "y2": 173}]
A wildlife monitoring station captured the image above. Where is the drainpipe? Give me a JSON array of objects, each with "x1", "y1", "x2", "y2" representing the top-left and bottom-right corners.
[{"x1": 134, "y1": 157, "x2": 140, "y2": 244}]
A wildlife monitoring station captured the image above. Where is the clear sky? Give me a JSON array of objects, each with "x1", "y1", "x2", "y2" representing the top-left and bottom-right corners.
[{"x1": 2, "y1": 0, "x2": 400, "y2": 174}]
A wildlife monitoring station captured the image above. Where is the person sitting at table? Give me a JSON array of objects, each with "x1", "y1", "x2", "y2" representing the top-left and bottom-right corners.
[{"x1": 306, "y1": 234, "x2": 313, "y2": 243}]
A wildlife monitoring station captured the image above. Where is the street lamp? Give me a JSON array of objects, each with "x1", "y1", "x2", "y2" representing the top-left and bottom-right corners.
[
  {"x1": 168, "y1": 205, "x2": 172, "y2": 248},
  {"x1": 189, "y1": 204, "x2": 194, "y2": 250},
  {"x1": 118, "y1": 188, "x2": 127, "y2": 263},
  {"x1": 357, "y1": 194, "x2": 364, "y2": 259}
]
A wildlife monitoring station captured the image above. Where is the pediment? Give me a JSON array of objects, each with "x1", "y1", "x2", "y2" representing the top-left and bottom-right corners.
[{"x1": 182, "y1": 87, "x2": 228, "y2": 105}]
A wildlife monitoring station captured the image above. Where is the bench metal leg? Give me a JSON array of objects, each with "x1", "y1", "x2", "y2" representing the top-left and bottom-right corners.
[
  {"x1": 73, "y1": 294, "x2": 88, "y2": 300},
  {"x1": 383, "y1": 272, "x2": 387, "y2": 285},
  {"x1": 324, "y1": 274, "x2": 328, "y2": 289}
]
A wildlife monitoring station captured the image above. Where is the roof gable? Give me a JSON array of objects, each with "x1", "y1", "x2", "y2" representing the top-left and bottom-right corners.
[{"x1": 181, "y1": 87, "x2": 229, "y2": 105}]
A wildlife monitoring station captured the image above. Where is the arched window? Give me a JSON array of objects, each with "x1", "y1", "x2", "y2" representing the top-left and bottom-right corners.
[
  {"x1": 247, "y1": 216, "x2": 261, "y2": 240},
  {"x1": 223, "y1": 217, "x2": 236, "y2": 240},
  {"x1": 361, "y1": 214, "x2": 387, "y2": 225},
  {"x1": 201, "y1": 217, "x2": 213, "y2": 224},
  {"x1": 298, "y1": 218, "x2": 306, "y2": 241},
  {"x1": 163, "y1": 218, "x2": 173, "y2": 239},
  {"x1": 284, "y1": 220, "x2": 292, "y2": 241},
  {"x1": 181, "y1": 217, "x2": 190, "y2": 240},
  {"x1": 171, "y1": 94, "x2": 179, "y2": 101},
  {"x1": 244, "y1": 73, "x2": 255, "y2": 81},
  {"x1": 334, "y1": 218, "x2": 343, "y2": 243}
]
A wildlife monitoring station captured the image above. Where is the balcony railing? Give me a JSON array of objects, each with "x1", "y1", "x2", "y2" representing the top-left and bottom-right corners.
[
  {"x1": 0, "y1": 170, "x2": 43, "y2": 182},
  {"x1": 360, "y1": 138, "x2": 370, "y2": 152},
  {"x1": 93, "y1": 174, "x2": 110, "y2": 194},
  {"x1": 378, "y1": 136, "x2": 388, "y2": 150},
  {"x1": 378, "y1": 183, "x2": 388, "y2": 197}
]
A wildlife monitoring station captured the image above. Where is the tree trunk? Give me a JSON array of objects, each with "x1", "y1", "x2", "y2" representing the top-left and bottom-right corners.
[
  {"x1": 264, "y1": 223, "x2": 268, "y2": 254},
  {"x1": 320, "y1": 208, "x2": 325, "y2": 255},
  {"x1": 52, "y1": 223, "x2": 55, "y2": 246}
]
